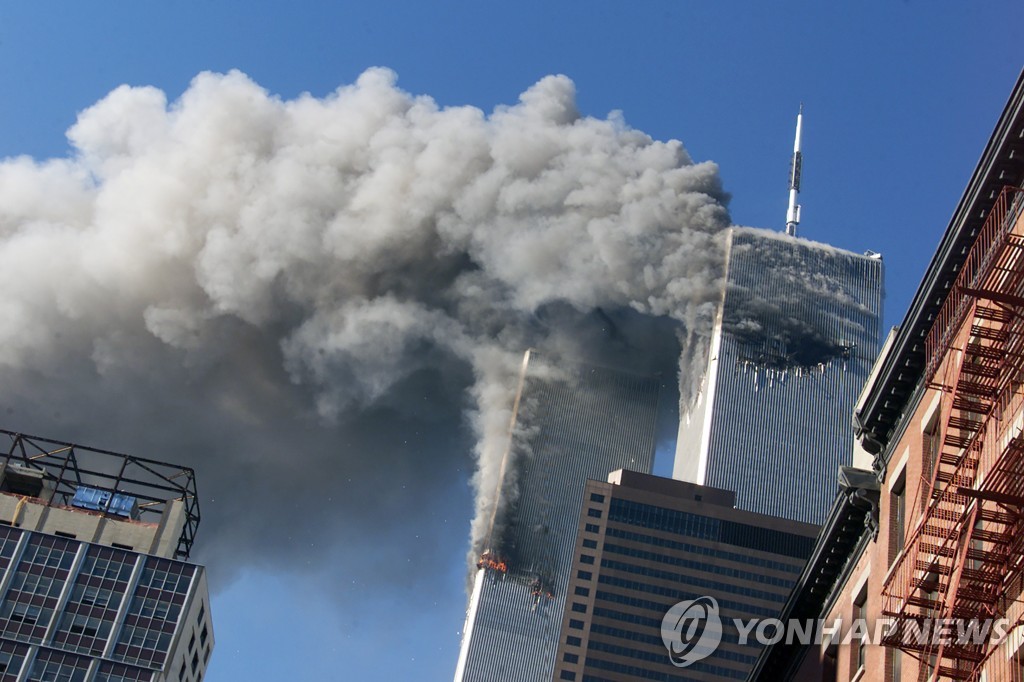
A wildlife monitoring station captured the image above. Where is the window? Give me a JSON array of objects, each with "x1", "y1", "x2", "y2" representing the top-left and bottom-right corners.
[
  {"x1": 584, "y1": 524, "x2": 600, "y2": 533},
  {"x1": 580, "y1": 555, "x2": 594, "y2": 565},
  {"x1": 582, "y1": 539, "x2": 597, "y2": 549},
  {"x1": 886, "y1": 647, "x2": 901, "y2": 682},
  {"x1": 587, "y1": 508, "x2": 602, "y2": 519},
  {"x1": 73, "y1": 584, "x2": 117, "y2": 610},
  {"x1": 571, "y1": 603, "x2": 587, "y2": 613},
  {"x1": 577, "y1": 570, "x2": 592, "y2": 580},
  {"x1": 574, "y1": 586, "x2": 590, "y2": 597},
  {"x1": 889, "y1": 473, "x2": 906, "y2": 564},
  {"x1": 568, "y1": 619, "x2": 584, "y2": 630},
  {"x1": 852, "y1": 587, "x2": 868, "y2": 676},
  {"x1": 563, "y1": 652, "x2": 579, "y2": 664},
  {"x1": 566, "y1": 635, "x2": 581, "y2": 646},
  {"x1": 10, "y1": 603, "x2": 40, "y2": 626},
  {"x1": 922, "y1": 412, "x2": 940, "y2": 512},
  {"x1": 589, "y1": 493, "x2": 605, "y2": 503},
  {"x1": 559, "y1": 671, "x2": 576, "y2": 681}
]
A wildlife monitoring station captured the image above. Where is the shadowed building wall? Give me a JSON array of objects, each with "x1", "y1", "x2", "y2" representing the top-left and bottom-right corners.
[
  {"x1": 553, "y1": 470, "x2": 817, "y2": 681},
  {"x1": 455, "y1": 351, "x2": 662, "y2": 682}
]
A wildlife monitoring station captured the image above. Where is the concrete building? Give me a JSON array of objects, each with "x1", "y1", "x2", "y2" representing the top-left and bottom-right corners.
[
  {"x1": 553, "y1": 469, "x2": 817, "y2": 682},
  {"x1": 454, "y1": 351, "x2": 663, "y2": 682},
  {"x1": 0, "y1": 430, "x2": 213, "y2": 682},
  {"x1": 675, "y1": 227, "x2": 883, "y2": 525},
  {"x1": 750, "y1": 69, "x2": 1024, "y2": 681}
]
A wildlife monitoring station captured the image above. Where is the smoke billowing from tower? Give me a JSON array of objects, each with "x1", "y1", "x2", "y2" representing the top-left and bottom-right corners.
[{"x1": 0, "y1": 69, "x2": 731, "y2": 590}]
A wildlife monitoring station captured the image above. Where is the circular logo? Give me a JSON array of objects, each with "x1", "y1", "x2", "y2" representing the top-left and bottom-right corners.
[{"x1": 661, "y1": 596, "x2": 723, "y2": 667}]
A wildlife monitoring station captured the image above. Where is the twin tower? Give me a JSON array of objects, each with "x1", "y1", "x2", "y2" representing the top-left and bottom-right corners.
[{"x1": 455, "y1": 112, "x2": 884, "y2": 681}]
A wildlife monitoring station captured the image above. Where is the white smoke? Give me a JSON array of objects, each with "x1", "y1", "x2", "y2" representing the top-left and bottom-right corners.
[{"x1": 0, "y1": 68, "x2": 730, "y2": 587}]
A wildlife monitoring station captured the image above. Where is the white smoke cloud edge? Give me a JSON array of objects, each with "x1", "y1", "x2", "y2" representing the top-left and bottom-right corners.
[{"x1": 0, "y1": 68, "x2": 731, "y2": 585}]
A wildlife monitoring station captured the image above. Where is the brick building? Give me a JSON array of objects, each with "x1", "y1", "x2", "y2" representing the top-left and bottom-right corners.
[{"x1": 751, "y1": 69, "x2": 1024, "y2": 681}]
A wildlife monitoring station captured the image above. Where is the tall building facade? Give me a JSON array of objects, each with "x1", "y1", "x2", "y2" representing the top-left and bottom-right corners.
[
  {"x1": 0, "y1": 430, "x2": 213, "y2": 682},
  {"x1": 675, "y1": 228, "x2": 883, "y2": 525},
  {"x1": 553, "y1": 470, "x2": 817, "y2": 682},
  {"x1": 454, "y1": 351, "x2": 663, "y2": 682},
  {"x1": 750, "y1": 70, "x2": 1024, "y2": 681}
]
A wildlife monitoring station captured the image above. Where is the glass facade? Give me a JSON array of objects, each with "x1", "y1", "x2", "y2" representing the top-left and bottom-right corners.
[
  {"x1": 0, "y1": 526, "x2": 207, "y2": 681},
  {"x1": 555, "y1": 474, "x2": 815, "y2": 682},
  {"x1": 677, "y1": 228, "x2": 884, "y2": 524},
  {"x1": 455, "y1": 353, "x2": 662, "y2": 682}
]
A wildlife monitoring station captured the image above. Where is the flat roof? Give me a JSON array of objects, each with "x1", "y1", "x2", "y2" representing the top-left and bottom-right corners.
[{"x1": 0, "y1": 429, "x2": 200, "y2": 560}]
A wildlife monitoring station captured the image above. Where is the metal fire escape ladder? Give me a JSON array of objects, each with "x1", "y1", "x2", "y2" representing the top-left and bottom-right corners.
[{"x1": 881, "y1": 186, "x2": 1024, "y2": 681}]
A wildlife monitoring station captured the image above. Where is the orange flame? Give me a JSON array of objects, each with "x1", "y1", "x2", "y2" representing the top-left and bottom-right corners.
[{"x1": 476, "y1": 552, "x2": 508, "y2": 573}]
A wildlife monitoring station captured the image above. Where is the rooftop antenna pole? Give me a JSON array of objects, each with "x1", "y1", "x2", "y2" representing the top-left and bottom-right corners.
[{"x1": 785, "y1": 104, "x2": 803, "y2": 237}]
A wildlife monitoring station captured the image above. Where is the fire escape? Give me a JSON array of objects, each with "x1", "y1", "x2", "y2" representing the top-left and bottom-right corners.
[{"x1": 881, "y1": 186, "x2": 1024, "y2": 681}]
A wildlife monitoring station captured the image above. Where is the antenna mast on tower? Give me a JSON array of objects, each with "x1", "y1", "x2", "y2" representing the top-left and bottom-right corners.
[{"x1": 785, "y1": 104, "x2": 803, "y2": 237}]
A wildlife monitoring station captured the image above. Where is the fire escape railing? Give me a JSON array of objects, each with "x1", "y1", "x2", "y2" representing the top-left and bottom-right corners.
[
  {"x1": 881, "y1": 186, "x2": 1024, "y2": 681},
  {"x1": 925, "y1": 187, "x2": 1024, "y2": 382}
]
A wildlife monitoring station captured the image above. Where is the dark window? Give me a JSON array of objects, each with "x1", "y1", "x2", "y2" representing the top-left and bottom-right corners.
[
  {"x1": 577, "y1": 570, "x2": 592, "y2": 580},
  {"x1": 584, "y1": 524, "x2": 600, "y2": 533},
  {"x1": 54, "y1": 531, "x2": 76, "y2": 539},
  {"x1": 569, "y1": 619, "x2": 584, "y2": 630},
  {"x1": 890, "y1": 475, "x2": 906, "y2": 564},
  {"x1": 587, "y1": 508, "x2": 602, "y2": 519},
  {"x1": 582, "y1": 539, "x2": 597, "y2": 549},
  {"x1": 607, "y1": 498, "x2": 814, "y2": 559},
  {"x1": 111, "y1": 543, "x2": 133, "y2": 551},
  {"x1": 852, "y1": 588, "x2": 867, "y2": 676},
  {"x1": 574, "y1": 586, "x2": 590, "y2": 597},
  {"x1": 559, "y1": 671, "x2": 576, "y2": 681},
  {"x1": 580, "y1": 555, "x2": 594, "y2": 565},
  {"x1": 566, "y1": 635, "x2": 581, "y2": 646},
  {"x1": 921, "y1": 412, "x2": 940, "y2": 512},
  {"x1": 563, "y1": 652, "x2": 579, "y2": 664},
  {"x1": 571, "y1": 603, "x2": 587, "y2": 613},
  {"x1": 589, "y1": 493, "x2": 605, "y2": 503}
]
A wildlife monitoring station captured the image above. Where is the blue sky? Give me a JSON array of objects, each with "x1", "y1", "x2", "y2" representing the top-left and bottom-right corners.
[{"x1": 0, "y1": 2, "x2": 1021, "y2": 680}]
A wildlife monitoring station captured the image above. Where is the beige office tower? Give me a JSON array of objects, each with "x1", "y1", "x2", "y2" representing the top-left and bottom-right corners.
[
  {"x1": 0, "y1": 430, "x2": 213, "y2": 682},
  {"x1": 554, "y1": 470, "x2": 818, "y2": 682}
]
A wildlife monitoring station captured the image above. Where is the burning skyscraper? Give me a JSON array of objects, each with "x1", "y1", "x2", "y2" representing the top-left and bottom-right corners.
[
  {"x1": 674, "y1": 227, "x2": 884, "y2": 524},
  {"x1": 454, "y1": 350, "x2": 662, "y2": 682}
]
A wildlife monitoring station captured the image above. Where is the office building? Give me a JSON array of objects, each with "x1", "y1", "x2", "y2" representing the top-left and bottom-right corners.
[
  {"x1": 750, "y1": 70, "x2": 1024, "y2": 681},
  {"x1": 454, "y1": 351, "x2": 663, "y2": 682},
  {"x1": 0, "y1": 430, "x2": 213, "y2": 682},
  {"x1": 675, "y1": 227, "x2": 883, "y2": 525},
  {"x1": 553, "y1": 469, "x2": 817, "y2": 681}
]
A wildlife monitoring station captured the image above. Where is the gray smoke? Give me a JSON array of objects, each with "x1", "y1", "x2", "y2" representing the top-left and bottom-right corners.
[{"x1": 0, "y1": 68, "x2": 730, "y2": 592}]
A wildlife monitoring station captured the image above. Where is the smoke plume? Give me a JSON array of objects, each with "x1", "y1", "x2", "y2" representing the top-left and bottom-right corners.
[{"x1": 0, "y1": 68, "x2": 730, "y2": 592}]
